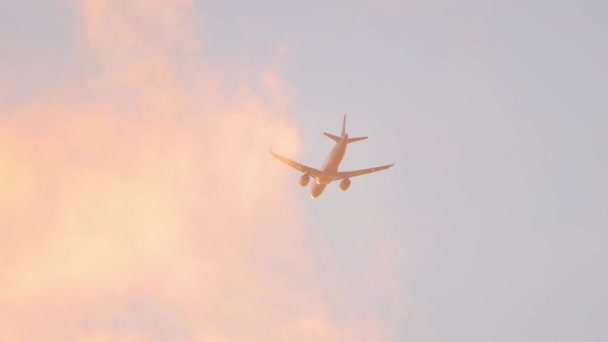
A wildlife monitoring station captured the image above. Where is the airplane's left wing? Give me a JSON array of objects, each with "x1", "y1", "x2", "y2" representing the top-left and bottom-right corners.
[
  {"x1": 270, "y1": 150, "x2": 322, "y2": 178},
  {"x1": 334, "y1": 163, "x2": 394, "y2": 180}
]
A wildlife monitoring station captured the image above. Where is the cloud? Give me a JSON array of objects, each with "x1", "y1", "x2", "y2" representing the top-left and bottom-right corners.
[{"x1": 0, "y1": 1, "x2": 389, "y2": 341}]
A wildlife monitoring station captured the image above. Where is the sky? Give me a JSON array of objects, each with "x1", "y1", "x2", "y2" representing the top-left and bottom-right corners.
[{"x1": 1, "y1": 0, "x2": 607, "y2": 341}]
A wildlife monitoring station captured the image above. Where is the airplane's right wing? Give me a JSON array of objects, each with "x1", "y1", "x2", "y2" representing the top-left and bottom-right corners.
[
  {"x1": 334, "y1": 163, "x2": 394, "y2": 180},
  {"x1": 270, "y1": 150, "x2": 322, "y2": 178}
]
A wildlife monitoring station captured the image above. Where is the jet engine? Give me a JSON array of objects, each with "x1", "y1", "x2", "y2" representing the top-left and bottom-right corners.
[
  {"x1": 299, "y1": 174, "x2": 310, "y2": 187},
  {"x1": 339, "y1": 178, "x2": 351, "y2": 191}
]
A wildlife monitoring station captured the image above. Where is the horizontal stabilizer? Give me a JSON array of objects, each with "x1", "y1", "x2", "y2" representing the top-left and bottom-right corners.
[
  {"x1": 346, "y1": 136, "x2": 367, "y2": 143},
  {"x1": 323, "y1": 132, "x2": 341, "y2": 143}
]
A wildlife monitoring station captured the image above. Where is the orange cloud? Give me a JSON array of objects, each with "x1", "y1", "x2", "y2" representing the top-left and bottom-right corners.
[{"x1": 0, "y1": 1, "x2": 390, "y2": 341}]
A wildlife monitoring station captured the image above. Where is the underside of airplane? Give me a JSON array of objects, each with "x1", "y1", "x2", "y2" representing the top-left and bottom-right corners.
[{"x1": 271, "y1": 114, "x2": 394, "y2": 198}]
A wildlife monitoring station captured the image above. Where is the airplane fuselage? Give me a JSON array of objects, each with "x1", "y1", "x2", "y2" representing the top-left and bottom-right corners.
[
  {"x1": 310, "y1": 134, "x2": 349, "y2": 198},
  {"x1": 270, "y1": 113, "x2": 393, "y2": 199}
]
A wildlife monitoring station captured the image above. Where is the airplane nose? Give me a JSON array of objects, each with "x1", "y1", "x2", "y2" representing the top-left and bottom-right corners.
[
  {"x1": 310, "y1": 184, "x2": 325, "y2": 199},
  {"x1": 310, "y1": 191, "x2": 321, "y2": 199}
]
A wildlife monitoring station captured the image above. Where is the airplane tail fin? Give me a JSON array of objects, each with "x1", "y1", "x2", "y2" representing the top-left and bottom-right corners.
[
  {"x1": 323, "y1": 113, "x2": 367, "y2": 143},
  {"x1": 341, "y1": 113, "x2": 367, "y2": 143}
]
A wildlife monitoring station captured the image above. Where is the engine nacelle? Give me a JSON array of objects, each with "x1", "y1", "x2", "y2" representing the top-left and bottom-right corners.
[
  {"x1": 339, "y1": 178, "x2": 351, "y2": 191},
  {"x1": 299, "y1": 174, "x2": 310, "y2": 187}
]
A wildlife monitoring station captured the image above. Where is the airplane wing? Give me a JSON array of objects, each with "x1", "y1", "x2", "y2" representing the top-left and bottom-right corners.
[
  {"x1": 334, "y1": 163, "x2": 394, "y2": 180},
  {"x1": 270, "y1": 150, "x2": 322, "y2": 178}
]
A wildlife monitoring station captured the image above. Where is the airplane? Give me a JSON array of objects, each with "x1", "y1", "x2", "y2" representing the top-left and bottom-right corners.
[{"x1": 270, "y1": 114, "x2": 394, "y2": 199}]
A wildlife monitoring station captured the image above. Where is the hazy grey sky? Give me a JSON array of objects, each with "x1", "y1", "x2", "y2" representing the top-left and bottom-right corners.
[
  {"x1": 205, "y1": 1, "x2": 608, "y2": 340},
  {"x1": 1, "y1": 1, "x2": 606, "y2": 341}
]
